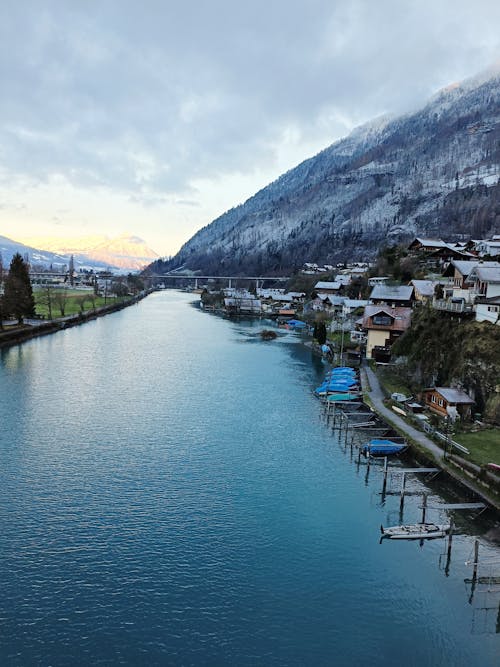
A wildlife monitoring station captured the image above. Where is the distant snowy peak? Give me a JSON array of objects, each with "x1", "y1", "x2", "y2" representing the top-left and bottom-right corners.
[
  {"x1": 86, "y1": 235, "x2": 159, "y2": 270},
  {"x1": 4, "y1": 234, "x2": 159, "y2": 271}
]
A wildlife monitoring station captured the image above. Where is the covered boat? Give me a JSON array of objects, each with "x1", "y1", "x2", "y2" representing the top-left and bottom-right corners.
[
  {"x1": 361, "y1": 438, "x2": 407, "y2": 456},
  {"x1": 380, "y1": 523, "x2": 451, "y2": 540},
  {"x1": 326, "y1": 393, "x2": 360, "y2": 402}
]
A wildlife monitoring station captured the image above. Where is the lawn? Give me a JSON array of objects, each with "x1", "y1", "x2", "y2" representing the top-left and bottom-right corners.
[
  {"x1": 34, "y1": 289, "x2": 128, "y2": 319},
  {"x1": 376, "y1": 366, "x2": 413, "y2": 398},
  {"x1": 453, "y1": 429, "x2": 500, "y2": 467}
]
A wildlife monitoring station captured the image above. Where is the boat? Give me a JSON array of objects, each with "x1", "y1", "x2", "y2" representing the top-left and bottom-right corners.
[
  {"x1": 380, "y1": 522, "x2": 451, "y2": 540},
  {"x1": 326, "y1": 393, "x2": 360, "y2": 402},
  {"x1": 361, "y1": 438, "x2": 407, "y2": 456}
]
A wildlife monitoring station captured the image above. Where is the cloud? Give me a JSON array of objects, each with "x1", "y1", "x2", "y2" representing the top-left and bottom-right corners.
[{"x1": 0, "y1": 0, "x2": 499, "y2": 252}]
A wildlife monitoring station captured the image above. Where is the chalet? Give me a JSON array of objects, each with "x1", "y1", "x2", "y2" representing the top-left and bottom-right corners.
[
  {"x1": 314, "y1": 281, "x2": 342, "y2": 294},
  {"x1": 422, "y1": 387, "x2": 474, "y2": 421},
  {"x1": 224, "y1": 297, "x2": 261, "y2": 314},
  {"x1": 475, "y1": 295, "x2": 500, "y2": 325},
  {"x1": 427, "y1": 244, "x2": 476, "y2": 267},
  {"x1": 369, "y1": 284, "x2": 414, "y2": 308},
  {"x1": 410, "y1": 279, "x2": 438, "y2": 302},
  {"x1": 443, "y1": 260, "x2": 481, "y2": 290},
  {"x1": 408, "y1": 238, "x2": 447, "y2": 253},
  {"x1": 334, "y1": 274, "x2": 352, "y2": 287},
  {"x1": 310, "y1": 293, "x2": 339, "y2": 312},
  {"x1": 368, "y1": 276, "x2": 390, "y2": 287},
  {"x1": 466, "y1": 265, "x2": 500, "y2": 300},
  {"x1": 474, "y1": 238, "x2": 500, "y2": 257},
  {"x1": 361, "y1": 305, "x2": 412, "y2": 359}
]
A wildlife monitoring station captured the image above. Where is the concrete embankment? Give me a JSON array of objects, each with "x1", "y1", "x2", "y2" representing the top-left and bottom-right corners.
[
  {"x1": 0, "y1": 290, "x2": 154, "y2": 349},
  {"x1": 361, "y1": 364, "x2": 500, "y2": 512}
]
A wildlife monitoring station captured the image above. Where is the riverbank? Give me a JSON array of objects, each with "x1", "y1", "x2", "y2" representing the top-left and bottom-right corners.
[
  {"x1": 0, "y1": 289, "x2": 154, "y2": 349},
  {"x1": 361, "y1": 364, "x2": 500, "y2": 512}
]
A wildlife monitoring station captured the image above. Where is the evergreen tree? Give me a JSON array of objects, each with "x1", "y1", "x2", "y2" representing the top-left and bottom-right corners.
[{"x1": 3, "y1": 253, "x2": 35, "y2": 324}]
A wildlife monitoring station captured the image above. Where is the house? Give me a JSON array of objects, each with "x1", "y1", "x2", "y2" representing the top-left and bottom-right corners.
[
  {"x1": 224, "y1": 297, "x2": 261, "y2": 314},
  {"x1": 422, "y1": 387, "x2": 474, "y2": 421},
  {"x1": 408, "y1": 238, "x2": 447, "y2": 253},
  {"x1": 369, "y1": 284, "x2": 414, "y2": 308},
  {"x1": 368, "y1": 276, "x2": 390, "y2": 287},
  {"x1": 361, "y1": 305, "x2": 412, "y2": 359},
  {"x1": 475, "y1": 295, "x2": 500, "y2": 325},
  {"x1": 441, "y1": 260, "x2": 499, "y2": 302},
  {"x1": 314, "y1": 281, "x2": 342, "y2": 294},
  {"x1": 466, "y1": 265, "x2": 500, "y2": 299},
  {"x1": 334, "y1": 274, "x2": 352, "y2": 287},
  {"x1": 411, "y1": 279, "x2": 438, "y2": 302},
  {"x1": 427, "y1": 244, "x2": 476, "y2": 268},
  {"x1": 474, "y1": 238, "x2": 500, "y2": 257},
  {"x1": 310, "y1": 293, "x2": 337, "y2": 312}
]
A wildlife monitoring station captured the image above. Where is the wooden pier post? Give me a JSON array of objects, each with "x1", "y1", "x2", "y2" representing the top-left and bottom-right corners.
[
  {"x1": 382, "y1": 456, "x2": 388, "y2": 495},
  {"x1": 400, "y1": 472, "x2": 407, "y2": 511},
  {"x1": 421, "y1": 494, "x2": 427, "y2": 524},
  {"x1": 447, "y1": 519, "x2": 454, "y2": 561},
  {"x1": 472, "y1": 539, "x2": 480, "y2": 580}
]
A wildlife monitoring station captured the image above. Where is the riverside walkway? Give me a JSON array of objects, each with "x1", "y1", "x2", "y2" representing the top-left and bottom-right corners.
[{"x1": 360, "y1": 364, "x2": 500, "y2": 512}]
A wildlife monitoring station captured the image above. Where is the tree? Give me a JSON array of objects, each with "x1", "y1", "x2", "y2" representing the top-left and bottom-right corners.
[
  {"x1": 53, "y1": 289, "x2": 69, "y2": 317},
  {"x1": 3, "y1": 253, "x2": 35, "y2": 324},
  {"x1": 38, "y1": 286, "x2": 54, "y2": 320}
]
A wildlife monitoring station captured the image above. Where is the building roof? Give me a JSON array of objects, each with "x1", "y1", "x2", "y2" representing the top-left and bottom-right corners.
[
  {"x1": 475, "y1": 294, "x2": 500, "y2": 305},
  {"x1": 314, "y1": 281, "x2": 341, "y2": 290},
  {"x1": 370, "y1": 284, "x2": 414, "y2": 302},
  {"x1": 430, "y1": 387, "x2": 475, "y2": 405},
  {"x1": 411, "y1": 280, "x2": 436, "y2": 298},
  {"x1": 362, "y1": 305, "x2": 412, "y2": 331},
  {"x1": 409, "y1": 238, "x2": 447, "y2": 249},
  {"x1": 468, "y1": 265, "x2": 500, "y2": 284}
]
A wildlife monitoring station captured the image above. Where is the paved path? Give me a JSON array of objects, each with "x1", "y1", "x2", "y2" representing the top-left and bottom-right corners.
[
  {"x1": 361, "y1": 363, "x2": 500, "y2": 511},
  {"x1": 362, "y1": 365, "x2": 444, "y2": 461}
]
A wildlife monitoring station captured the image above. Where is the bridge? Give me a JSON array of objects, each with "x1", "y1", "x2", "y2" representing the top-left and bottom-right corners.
[
  {"x1": 151, "y1": 274, "x2": 289, "y2": 289},
  {"x1": 27, "y1": 271, "x2": 290, "y2": 290}
]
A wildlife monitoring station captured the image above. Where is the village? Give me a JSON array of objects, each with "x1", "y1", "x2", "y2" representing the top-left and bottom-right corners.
[{"x1": 198, "y1": 235, "x2": 500, "y2": 507}]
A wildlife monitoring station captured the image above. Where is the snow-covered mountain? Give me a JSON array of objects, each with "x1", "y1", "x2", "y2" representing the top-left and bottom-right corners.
[
  {"x1": 8, "y1": 233, "x2": 159, "y2": 271},
  {"x1": 155, "y1": 66, "x2": 500, "y2": 276},
  {"x1": 0, "y1": 235, "x2": 89, "y2": 271}
]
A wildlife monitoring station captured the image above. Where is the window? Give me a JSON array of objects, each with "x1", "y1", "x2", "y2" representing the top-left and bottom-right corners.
[
  {"x1": 438, "y1": 399, "x2": 444, "y2": 407},
  {"x1": 372, "y1": 315, "x2": 392, "y2": 326},
  {"x1": 431, "y1": 395, "x2": 436, "y2": 403}
]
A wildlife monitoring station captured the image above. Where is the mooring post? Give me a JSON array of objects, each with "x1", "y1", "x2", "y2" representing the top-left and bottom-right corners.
[
  {"x1": 400, "y1": 472, "x2": 406, "y2": 511},
  {"x1": 382, "y1": 456, "x2": 388, "y2": 495},
  {"x1": 472, "y1": 539, "x2": 479, "y2": 581},
  {"x1": 447, "y1": 519, "x2": 454, "y2": 560},
  {"x1": 421, "y1": 494, "x2": 427, "y2": 524}
]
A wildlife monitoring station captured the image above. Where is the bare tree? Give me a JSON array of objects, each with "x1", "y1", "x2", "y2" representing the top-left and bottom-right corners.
[
  {"x1": 38, "y1": 286, "x2": 54, "y2": 320},
  {"x1": 53, "y1": 289, "x2": 69, "y2": 317}
]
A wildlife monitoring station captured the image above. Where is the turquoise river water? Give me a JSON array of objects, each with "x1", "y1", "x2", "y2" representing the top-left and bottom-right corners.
[{"x1": 1, "y1": 290, "x2": 499, "y2": 666}]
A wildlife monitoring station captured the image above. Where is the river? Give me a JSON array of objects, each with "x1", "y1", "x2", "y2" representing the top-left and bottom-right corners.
[{"x1": 1, "y1": 290, "x2": 499, "y2": 666}]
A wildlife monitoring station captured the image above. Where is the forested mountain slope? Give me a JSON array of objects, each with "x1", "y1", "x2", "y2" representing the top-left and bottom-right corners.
[{"x1": 154, "y1": 68, "x2": 500, "y2": 276}]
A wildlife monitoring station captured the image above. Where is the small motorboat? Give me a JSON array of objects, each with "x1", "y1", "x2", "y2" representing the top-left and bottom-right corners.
[
  {"x1": 361, "y1": 438, "x2": 407, "y2": 457},
  {"x1": 380, "y1": 522, "x2": 451, "y2": 540}
]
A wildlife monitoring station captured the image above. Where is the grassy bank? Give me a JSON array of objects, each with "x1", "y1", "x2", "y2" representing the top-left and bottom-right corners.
[{"x1": 34, "y1": 289, "x2": 128, "y2": 318}]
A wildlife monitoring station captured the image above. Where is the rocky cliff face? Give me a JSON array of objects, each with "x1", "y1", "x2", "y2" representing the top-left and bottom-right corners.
[{"x1": 156, "y1": 67, "x2": 500, "y2": 276}]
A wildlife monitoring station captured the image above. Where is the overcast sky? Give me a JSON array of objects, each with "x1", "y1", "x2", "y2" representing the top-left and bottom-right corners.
[{"x1": 1, "y1": 0, "x2": 499, "y2": 256}]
